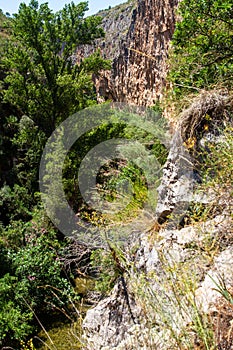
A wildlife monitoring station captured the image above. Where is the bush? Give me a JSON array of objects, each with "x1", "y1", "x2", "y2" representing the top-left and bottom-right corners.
[
  {"x1": 0, "y1": 209, "x2": 76, "y2": 346},
  {"x1": 169, "y1": 0, "x2": 233, "y2": 99}
]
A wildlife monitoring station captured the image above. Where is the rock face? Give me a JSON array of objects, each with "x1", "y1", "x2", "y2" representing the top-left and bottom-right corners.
[
  {"x1": 195, "y1": 247, "x2": 233, "y2": 313},
  {"x1": 79, "y1": 0, "x2": 179, "y2": 105},
  {"x1": 83, "y1": 210, "x2": 233, "y2": 349},
  {"x1": 82, "y1": 91, "x2": 233, "y2": 349},
  {"x1": 77, "y1": 1, "x2": 136, "y2": 62},
  {"x1": 155, "y1": 90, "x2": 232, "y2": 226},
  {"x1": 82, "y1": 278, "x2": 141, "y2": 350},
  {"x1": 83, "y1": 213, "x2": 233, "y2": 349},
  {"x1": 110, "y1": 0, "x2": 178, "y2": 105},
  {"x1": 155, "y1": 129, "x2": 195, "y2": 226}
]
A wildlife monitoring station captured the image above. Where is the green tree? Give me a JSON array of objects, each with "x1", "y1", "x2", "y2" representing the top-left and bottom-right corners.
[
  {"x1": 169, "y1": 0, "x2": 233, "y2": 96},
  {"x1": 0, "y1": 1, "x2": 110, "y2": 224},
  {"x1": 2, "y1": 0, "x2": 110, "y2": 136},
  {"x1": 0, "y1": 210, "x2": 75, "y2": 346}
]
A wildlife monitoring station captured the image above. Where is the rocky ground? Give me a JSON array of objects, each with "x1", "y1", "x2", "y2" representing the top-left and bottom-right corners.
[{"x1": 82, "y1": 90, "x2": 233, "y2": 349}]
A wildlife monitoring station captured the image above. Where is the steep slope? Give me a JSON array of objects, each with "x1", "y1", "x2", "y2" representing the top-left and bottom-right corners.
[
  {"x1": 82, "y1": 90, "x2": 233, "y2": 349},
  {"x1": 87, "y1": 0, "x2": 179, "y2": 105},
  {"x1": 95, "y1": 1, "x2": 137, "y2": 60},
  {"x1": 0, "y1": 10, "x2": 11, "y2": 56}
]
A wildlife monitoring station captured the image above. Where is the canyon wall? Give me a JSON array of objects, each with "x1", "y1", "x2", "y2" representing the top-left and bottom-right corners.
[{"x1": 90, "y1": 0, "x2": 179, "y2": 106}]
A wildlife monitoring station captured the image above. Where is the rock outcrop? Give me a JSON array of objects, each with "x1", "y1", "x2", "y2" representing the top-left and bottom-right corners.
[
  {"x1": 82, "y1": 90, "x2": 233, "y2": 349},
  {"x1": 155, "y1": 90, "x2": 232, "y2": 225},
  {"x1": 78, "y1": 0, "x2": 179, "y2": 105},
  {"x1": 83, "y1": 212, "x2": 233, "y2": 349},
  {"x1": 83, "y1": 278, "x2": 141, "y2": 350},
  {"x1": 109, "y1": 0, "x2": 178, "y2": 105}
]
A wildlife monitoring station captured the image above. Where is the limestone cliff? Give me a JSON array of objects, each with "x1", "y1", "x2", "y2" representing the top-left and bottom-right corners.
[
  {"x1": 77, "y1": 0, "x2": 178, "y2": 105},
  {"x1": 93, "y1": 0, "x2": 178, "y2": 105}
]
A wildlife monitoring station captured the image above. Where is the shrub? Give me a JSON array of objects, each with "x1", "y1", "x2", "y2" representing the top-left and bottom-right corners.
[
  {"x1": 0, "y1": 209, "x2": 76, "y2": 346},
  {"x1": 169, "y1": 0, "x2": 233, "y2": 99}
]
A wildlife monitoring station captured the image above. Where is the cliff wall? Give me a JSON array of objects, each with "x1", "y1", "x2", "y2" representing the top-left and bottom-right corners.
[{"x1": 91, "y1": 0, "x2": 179, "y2": 105}]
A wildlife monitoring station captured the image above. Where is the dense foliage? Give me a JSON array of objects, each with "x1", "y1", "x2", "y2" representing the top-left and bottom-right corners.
[
  {"x1": 0, "y1": 1, "x2": 110, "y2": 346},
  {"x1": 169, "y1": 0, "x2": 233, "y2": 97},
  {"x1": 3, "y1": 0, "x2": 109, "y2": 136},
  {"x1": 0, "y1": 0, "x2": 110, "y2": 216},
  {"x1": 0, "y1": 2, "x2": 165, "y2": 346},
  {"x1": 1, "y1": 0, "x2": 232, "y2": 347},
  {"x1": 0, "y1": 212, "x2": 75, "y2": 345}
]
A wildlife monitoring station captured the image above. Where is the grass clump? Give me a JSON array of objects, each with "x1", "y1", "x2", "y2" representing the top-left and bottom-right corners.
[{"x1": 130, "y1": 254, "x2": 216, "y2": 349}]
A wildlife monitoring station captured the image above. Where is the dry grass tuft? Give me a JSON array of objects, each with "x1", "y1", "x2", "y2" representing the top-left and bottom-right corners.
[
  {"x1": 210, "y1": 286, "x2": 233, "y2": 350},
  {"x1": 179, "y1": 90, "x2": 232, "y2": 141}
]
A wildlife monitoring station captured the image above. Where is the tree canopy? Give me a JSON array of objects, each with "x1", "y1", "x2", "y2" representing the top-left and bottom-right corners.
[
  {"x1": 0, "y1": 2, "x2": 111, "y2": 345},
  {"x1": 169, "y1": 0, "x2": 233, "y2": 96},
  {"x1": 3, "y1": 0, "x2": 110, "y2": 136}
]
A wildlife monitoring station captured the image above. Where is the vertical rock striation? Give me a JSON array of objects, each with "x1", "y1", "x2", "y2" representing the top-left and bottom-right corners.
[{"x1": 93, "y1": 0, "x2": 179, "y2": 105}]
